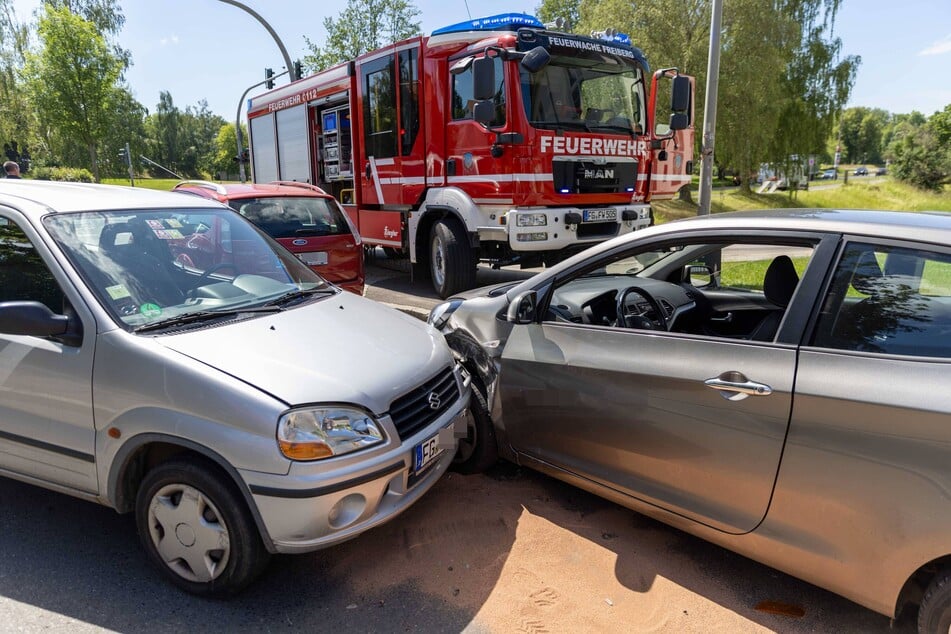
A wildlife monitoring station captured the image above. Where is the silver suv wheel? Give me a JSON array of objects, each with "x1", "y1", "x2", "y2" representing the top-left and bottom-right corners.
[{"x1": 146, "y1": 483, "x2": 231, "y2": 583}]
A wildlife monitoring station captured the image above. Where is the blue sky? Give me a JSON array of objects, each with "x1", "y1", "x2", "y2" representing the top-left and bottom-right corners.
[{"x1": 11, "y1": 0, "x2": 951, "y2": 122}]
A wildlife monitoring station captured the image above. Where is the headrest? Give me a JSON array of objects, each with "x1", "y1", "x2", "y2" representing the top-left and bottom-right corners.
[
  {"x1": 850, "y1": 250, "x2": 884, "y2": 295},
  {"x1": 763, "y1": 255, "x2": 799, "y2": 308}
]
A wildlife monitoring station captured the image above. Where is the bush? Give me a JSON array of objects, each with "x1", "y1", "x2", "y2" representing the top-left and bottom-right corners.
[{"x1": 31, "y1": 166, "x2": 95, "y2": 182}]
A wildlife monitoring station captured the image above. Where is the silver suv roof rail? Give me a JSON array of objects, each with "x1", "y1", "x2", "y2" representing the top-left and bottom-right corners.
[
  {"x1": 174, "y1": 180, "x2": 228, "y2": 196},
  {"x1": 269, "y1": 181, "x2": 329, "y2": 195}
]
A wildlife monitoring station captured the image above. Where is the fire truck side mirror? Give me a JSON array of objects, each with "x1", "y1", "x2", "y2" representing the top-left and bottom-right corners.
[
  {"x1": 520, "y1": 46, "x2": 550, "y2": 74},
  {"x1": 671, "y1": 75, "x2": 691, "y2": 116},
  {"x1": 472, "y1": 101, "x2": 496, "y2": 125},
  {"x1": 472, "y1": 57, "x2": 496, "y2": 101}
]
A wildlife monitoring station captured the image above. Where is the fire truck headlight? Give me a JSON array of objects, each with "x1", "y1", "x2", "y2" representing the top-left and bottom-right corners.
[{"x1": 516, "y1": 213, "x2": 548, "y2": 227}]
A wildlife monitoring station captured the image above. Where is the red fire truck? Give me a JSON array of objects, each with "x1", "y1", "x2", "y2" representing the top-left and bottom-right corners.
[{"x1": 247, "y1": 13, "x2": 694, "y2": 297}]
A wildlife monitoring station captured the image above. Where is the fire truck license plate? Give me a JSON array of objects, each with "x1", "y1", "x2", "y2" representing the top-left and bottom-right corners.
[
  {"x1": 413, "y1": 433, "x2": 443, "y2": 474},
  {"x1": 300, "y1": 251, "x2": 328, "y2": 265},
  {"x1": 583, "y1": 208, "x2": 617, "y2": 222}
]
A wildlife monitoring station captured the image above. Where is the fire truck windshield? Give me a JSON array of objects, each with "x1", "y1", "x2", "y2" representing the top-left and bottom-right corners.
[{"x1": 520, "y1": 57, "x2": 645, "y2": 136}]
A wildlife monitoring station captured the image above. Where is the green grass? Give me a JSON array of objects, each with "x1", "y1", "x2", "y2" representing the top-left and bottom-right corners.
[
  {"x1": 101, "y1": 178, "x2": 183, "y2": 191},
  {"x1": 654, "y1": 178, "x2": 951, "y2": 223}
]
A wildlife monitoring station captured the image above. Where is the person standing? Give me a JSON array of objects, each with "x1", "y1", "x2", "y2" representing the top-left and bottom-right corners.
[{"x1": 3, "y1": 161, "x2": 20, "y2": 178}]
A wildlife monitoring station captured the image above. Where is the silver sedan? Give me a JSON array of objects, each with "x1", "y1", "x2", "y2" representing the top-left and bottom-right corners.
[{"x1": 431, "y1": 208, "x2": 951, "y2": 634}]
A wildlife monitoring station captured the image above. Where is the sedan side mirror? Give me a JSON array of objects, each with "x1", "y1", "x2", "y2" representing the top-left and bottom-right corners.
[
  {"x1": 683, "y1": 264, "x2": 714, "y2": 288},
  {"x1": 506, "y1": 291, "x2": 537, "y2": 324}
]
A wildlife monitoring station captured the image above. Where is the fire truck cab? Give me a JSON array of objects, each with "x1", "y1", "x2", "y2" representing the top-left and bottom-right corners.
[{"x1": 248, "y1": 13, "x2": 694, "y2": 298}]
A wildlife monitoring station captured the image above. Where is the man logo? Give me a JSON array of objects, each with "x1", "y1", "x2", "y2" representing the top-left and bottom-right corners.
[
  {"x1": 428, "y1": 392, "x2": 441, "y2": 410},
  {"x1": 583, "y1": 168, "x2": 614, "y2": 179}
]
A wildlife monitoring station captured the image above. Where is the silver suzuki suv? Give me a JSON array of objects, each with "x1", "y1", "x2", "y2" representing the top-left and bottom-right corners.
[{"x1": 0, "y1": 181, "x2": 467, "y2": 595}]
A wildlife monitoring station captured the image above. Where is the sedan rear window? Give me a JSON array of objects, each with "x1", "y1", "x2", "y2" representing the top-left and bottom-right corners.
[
  {"x1": 232, "y1": 196, "x2": 351, "y2": 239},
  {"x1": 812, "y1": 242, "x2": 951, "y2": 358}
]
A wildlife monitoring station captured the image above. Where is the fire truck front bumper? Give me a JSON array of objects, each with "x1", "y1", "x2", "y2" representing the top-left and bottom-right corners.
[{"x1": 492, "y1": 205, "x2": 651, "y2": 252}]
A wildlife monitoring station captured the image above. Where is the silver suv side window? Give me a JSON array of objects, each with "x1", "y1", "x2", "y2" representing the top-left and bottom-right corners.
[
  {"x1": 0, "y1": 215, "x2": 65, "y2": 313},
  {"x1": 812, "y1": 242, "x2": 951, "y2": 358}
]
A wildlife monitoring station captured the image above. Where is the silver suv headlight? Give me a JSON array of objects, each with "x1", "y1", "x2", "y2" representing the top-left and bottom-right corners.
[{"x1": 277, "y1": 406, "x2": 384, "y2": 460}]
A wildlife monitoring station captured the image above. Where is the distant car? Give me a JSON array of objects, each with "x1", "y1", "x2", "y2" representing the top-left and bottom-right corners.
[
  {"x1": 876, "y1": 167, "x2": 888, "y2": 176},
  {"x1": 431, "y1": 209, "x2": 951, "y2": 632},
  {"x1": 854, "y1": 167, "x2": 869, "y2": 176},
  {"x1": 173, "y1": 181, "x2": 364, "y2": 295},
  {"x1": 821, "y1": 168, "x2": 837, "y2": 179},
  {"x1": 0, "y1": 180, "x2": 467, "y2": 595}
]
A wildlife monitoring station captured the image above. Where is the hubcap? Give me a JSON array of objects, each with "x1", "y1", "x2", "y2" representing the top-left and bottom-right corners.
[
  {"x1": 147, "y1": 483, "x2": 230, "y2": 583},
  {"x1": 431, "y1": 233, "x2": 446, "y2": 288}
]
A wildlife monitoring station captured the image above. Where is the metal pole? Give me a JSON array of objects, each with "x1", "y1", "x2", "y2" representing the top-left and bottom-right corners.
[
  {"x1": 697, "y1": 0, "x2": 723, "y2": 216},
  {"x1": 234, "y1": 70, "x2": 289, "y2": 183},
  {"x1": 125, "y1": 141, "x2": 134, "y2": 187},
  {"x1": 217, "y1": 0, "x2": 298, "y2": 81}
]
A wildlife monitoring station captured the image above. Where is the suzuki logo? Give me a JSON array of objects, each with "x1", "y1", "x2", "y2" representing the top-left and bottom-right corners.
[
  {"x1": 427, "y1": 392, "x2": 441, "y2": 410},
  {"x1": 583, "y1": 168, "x2": 615, "y2": 179}
]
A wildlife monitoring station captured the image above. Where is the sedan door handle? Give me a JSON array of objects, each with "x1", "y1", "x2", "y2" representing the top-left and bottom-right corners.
[{"x1": 704, "y1": 372, "x2": 772, "y2": 401}]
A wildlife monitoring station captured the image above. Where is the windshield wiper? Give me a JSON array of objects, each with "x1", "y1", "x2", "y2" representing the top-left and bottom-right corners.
[
  {"x1": 264, "y1": 286, "x2": 337, "y2": 307},
  {"x1": 133, "y1": 306, "x2": 283, "y2": 333}
]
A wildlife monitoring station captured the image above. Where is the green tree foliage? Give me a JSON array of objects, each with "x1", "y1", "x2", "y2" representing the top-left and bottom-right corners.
[
  {"x1": 887, "y1": 108, "x2": 951, "y2": 192},
  {"x1": 23, "y1": 4, "x2": 125, "y2": 181},
  {"x1": 838, "y1": 107, "x2": 888, "y2": 164},
  {"x1": 302, "y1": 0, "x2": 421, "y2": 73},
  {"x1": 211, "y1": 122, "x2": 247, "y2": 179},
  {"x1": 144, "y1": 92, "x2": 226, "y2": 178},
  {"x1": 0, "y1": 1, "x2": 33, "y2": 170},
  {"x1": 44, "y1": 0, "x2": 130, "y2": 72},
  {"x1": 771, "y1": 0, "x2": 860, "y2": 185},
  {"x1": 535, "y1": 0, "x2": 582, "y2": 29}
]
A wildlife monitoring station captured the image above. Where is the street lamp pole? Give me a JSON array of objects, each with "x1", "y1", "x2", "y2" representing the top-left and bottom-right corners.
[
  {"x1": 697, "y1": 0, "x2": 723, "y2": 216},
  {"x1": 235, "y1": 70, "x2": 288, "y2": 183},
  {"x1": 217, "y1": 0, "x2": 298, "y2": 82}
]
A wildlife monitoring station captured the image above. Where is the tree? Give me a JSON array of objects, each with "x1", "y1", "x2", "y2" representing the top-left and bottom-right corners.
[
  {"x1": 0, "y1": 0, "x2": 32, "y2": 170},
  {"x1": 211, "y1": 122, "x2": 247, "y2": 179},
  {"x1": 887, "y1": 107, "x2": 951, "y2": 192},
  {"x1": 302, "y1": 0, "x2": 421, "y2": 73},
  {"x1": 44, "y1": 0, "x2": 130, "y2": 71},
  {"x1": 23, "y1": 4, "x2": 125, "y2": 181}
]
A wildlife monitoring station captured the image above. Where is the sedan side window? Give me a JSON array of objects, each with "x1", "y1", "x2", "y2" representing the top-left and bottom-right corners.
[
  {"x1": 0, "y1": 216, "x2": 66, "y2": 313},
  {"x1": 812, "y1": 242, "x2": 951, "y2": 358}
]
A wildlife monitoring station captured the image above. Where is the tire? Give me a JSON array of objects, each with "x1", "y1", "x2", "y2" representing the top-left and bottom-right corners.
[
  {"x1": 135, "y1": 457, "x2": 270, "y2": 597},
  {"x1": 429, "y1": 219, "x2": 476, "y2": 299},
  {"x1": 451, "y1": 385, "x2": 498, "y2": 475},
  {"x1": 919, "y1": 569, "x2": 951, "y2": 634}
]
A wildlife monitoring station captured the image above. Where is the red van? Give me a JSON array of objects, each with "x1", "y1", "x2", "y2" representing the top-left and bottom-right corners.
[{"x1": 173, "y1": 181, "x2": 364, "y2": 295}]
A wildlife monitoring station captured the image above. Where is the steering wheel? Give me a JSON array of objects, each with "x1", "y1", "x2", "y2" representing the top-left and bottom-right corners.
[
  {"x1": 616, "y1": 286, "x2": 668, "y2": 330},
  {"x1": 187, "y1": 263, "x2": 240, "y2": 299}
]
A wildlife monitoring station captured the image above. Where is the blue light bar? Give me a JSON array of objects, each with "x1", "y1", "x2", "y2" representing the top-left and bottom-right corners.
[
  {"x1": 612, "y1": 33, "x2": 632, "y2": 46},
  {"x1": 432, "y1": 13, "x2": 544, "y2": 36}
]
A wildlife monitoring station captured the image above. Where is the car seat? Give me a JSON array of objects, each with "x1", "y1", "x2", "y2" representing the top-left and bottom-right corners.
[
  {"x1": 749, "y1": 255, "x2": 800, "y2": 341},
  {"x1": 98, "y1": 221, "x2": 184, "y2": 306}
]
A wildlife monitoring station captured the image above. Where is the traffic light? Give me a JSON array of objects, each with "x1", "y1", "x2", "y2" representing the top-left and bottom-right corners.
[
  {"x1": 118, "y1": 144, "x2": 131, "y2": 168},
  {"x1": 265, "y1": 67, "x2": 274, "y2": 89},
  {"x1": 293, "y1": 60, "x2": 303, "y2": 81}
]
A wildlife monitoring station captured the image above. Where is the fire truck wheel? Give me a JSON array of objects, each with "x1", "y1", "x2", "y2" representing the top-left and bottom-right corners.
[{"x1": 430, "y1": 219, "x2": 476, "y2": 298}]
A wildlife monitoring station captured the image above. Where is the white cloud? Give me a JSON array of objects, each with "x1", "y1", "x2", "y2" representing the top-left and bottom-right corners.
[
  {"x1": 919, "y1": 34, "x2": 951, "y2": 56},
  {"x1": 159, "y1": 35, "x2": 180, "y2": 47}
]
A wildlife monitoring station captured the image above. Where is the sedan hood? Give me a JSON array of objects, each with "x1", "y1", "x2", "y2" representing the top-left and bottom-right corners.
[{"x1": 158, "y1": 292, "x2": 450, "y2": 414}]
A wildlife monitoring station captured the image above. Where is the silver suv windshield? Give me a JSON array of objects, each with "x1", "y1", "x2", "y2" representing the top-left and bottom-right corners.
[
  {"x1": 521, "y1": 56, "x2": 646, "y2": 135},
  {"x1": 44, "y1": 207, "x2": 333, "y2": 331}
]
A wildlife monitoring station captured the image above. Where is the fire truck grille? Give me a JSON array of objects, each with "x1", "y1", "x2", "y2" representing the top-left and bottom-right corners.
[
  {"x1": 389, "y1": 367, "x2": 459, "y2": 440},
  {"x1": 552, "y1": 159, "x2": 637, "y2": 194}
]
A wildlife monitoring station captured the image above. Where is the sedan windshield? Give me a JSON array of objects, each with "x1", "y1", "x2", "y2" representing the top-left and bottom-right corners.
[
  {"x1": 228, "y1": 196, "x2": 354, "y2": 238},
  {"x1": 521, "y1": 56, "x2": 646, "y2": 135},
  {"x1": 44, "y1": 207, "x2": 333, "y2": 331}
]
